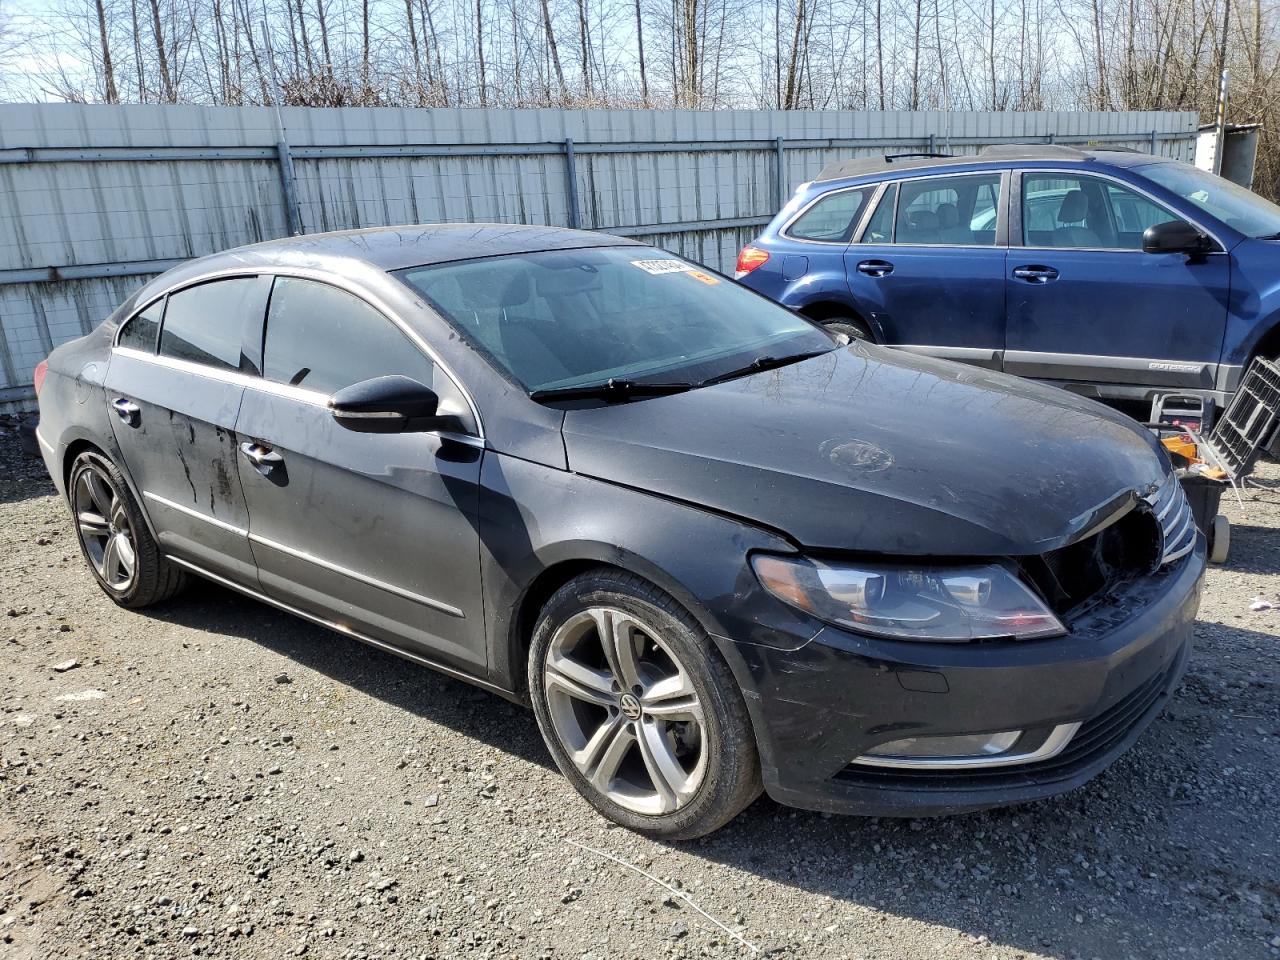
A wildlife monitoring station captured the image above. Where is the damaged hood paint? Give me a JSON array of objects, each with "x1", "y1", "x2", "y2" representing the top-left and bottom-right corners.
[{"x1": 561, "y1": 344, "x2": 1169, "y2": 556}]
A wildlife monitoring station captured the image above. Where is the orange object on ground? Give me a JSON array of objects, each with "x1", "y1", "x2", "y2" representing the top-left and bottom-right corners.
[{"x1": 1161, "y1": 434, "x2": 1200, "y2": 464}]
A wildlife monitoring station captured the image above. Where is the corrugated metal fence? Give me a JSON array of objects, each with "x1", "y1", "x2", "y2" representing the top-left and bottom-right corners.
[{"x1": 0, "y1": 103, "x2": 1199, "y2": 409}]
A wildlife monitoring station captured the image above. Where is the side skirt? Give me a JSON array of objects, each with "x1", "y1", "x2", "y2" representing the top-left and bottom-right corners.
[{"x1": 165, "y1": 554, "x2": 529, "y2": 707}]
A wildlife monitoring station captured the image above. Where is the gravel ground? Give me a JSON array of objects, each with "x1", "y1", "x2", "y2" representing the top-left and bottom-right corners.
[{"x1": 1, "y1": 418, "x2": 1277, "y2": 960}]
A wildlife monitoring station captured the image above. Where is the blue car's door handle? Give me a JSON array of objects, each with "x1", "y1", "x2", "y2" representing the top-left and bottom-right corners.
[
  {"x1": 856, "y1": 259, "x2": 894, "y2": 278},
  {"x1": 1012, "y1": 265, "x2": 1060, "y2": 283}
]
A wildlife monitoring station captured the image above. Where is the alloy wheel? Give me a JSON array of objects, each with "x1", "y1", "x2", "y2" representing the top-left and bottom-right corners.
[
  {"x1": 73, "y1": 463, "x2": 137, "y2": 592},
  {"x1": 543, "y1": 607, "x2": 707, "y2": 815}
]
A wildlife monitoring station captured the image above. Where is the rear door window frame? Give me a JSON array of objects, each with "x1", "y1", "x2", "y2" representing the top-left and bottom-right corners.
[{"x1": 853, "y1": 169, "x2": 1011, "y2": 248}]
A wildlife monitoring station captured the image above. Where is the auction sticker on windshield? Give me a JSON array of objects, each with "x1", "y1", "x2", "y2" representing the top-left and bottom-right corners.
[{"x1": 631, "y1": 259, "x2": 691, "y2": 275}]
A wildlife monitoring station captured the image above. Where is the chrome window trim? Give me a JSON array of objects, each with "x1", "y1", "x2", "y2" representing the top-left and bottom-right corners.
[
  {"x1": 1012, "y1": 167, "x2": 1229, "y2": 254},
  {"x1": 853, "y1": 169, "x2": 1007, "y2": 249},
  {"x1": 779, "y1": 182, "x2": 881, "y2": 246},
  {"x1": 247, "y1": 532, "x2": 465, "y2": 618},
  {"x1": 113, "y1": 347, "x2": 484, "y2": 448},
  {"x1": 142, "y1": 491, "x2": 249, "y2": 536},
  {"x1": 111, "y1": 264, "x2": 485, "y2": 440},
  {"x1": 852, "y1": 721, "x2": 1083, "y2": 770}
]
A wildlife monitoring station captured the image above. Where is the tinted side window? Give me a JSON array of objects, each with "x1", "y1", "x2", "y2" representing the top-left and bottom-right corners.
[
  {"x1": 787, "y1": 189, "x2": 871, "y2": 242},
  {"x1": 118, "y1": 299, "x2": 164, "y2": 353},
  {"x1": 159, "y1": 278, "x2": 259, "y2": 372},
  {"x1": 895, "y1": 174, "x2": 1001, "y2": 246},
  {"x1": 858, "y1": 185, "x2": 896, "y2": 243},
  {"x1": 263, "y1": 277, "x2": 435, "y2": 395}
]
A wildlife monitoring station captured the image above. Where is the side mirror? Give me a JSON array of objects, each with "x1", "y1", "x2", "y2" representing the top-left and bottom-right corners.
[
  {"x1": 1142, "y1": 220, "x2": 1212, "y2": 256},
  {"x1": 329, "y1": 375, "x2": 446, "y2": 434}
]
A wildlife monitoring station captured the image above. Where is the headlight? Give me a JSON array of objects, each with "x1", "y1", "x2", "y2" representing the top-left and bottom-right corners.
[{"x1": 751, "y1": 554, "x2": 1065, "y2": 642}]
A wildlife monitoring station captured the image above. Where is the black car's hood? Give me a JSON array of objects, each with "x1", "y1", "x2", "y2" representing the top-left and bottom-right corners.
[{"x1": 561, "y1": 344, "x2": 1169, "y2": 556}]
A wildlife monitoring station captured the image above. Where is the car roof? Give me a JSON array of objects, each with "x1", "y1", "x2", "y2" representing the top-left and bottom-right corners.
[
  {"x1": 189, "y1": 222, "x2": 643, "y2": 274},
  {"x1": 812, "y1": 144, "x2": 1163, "y2": 183}
]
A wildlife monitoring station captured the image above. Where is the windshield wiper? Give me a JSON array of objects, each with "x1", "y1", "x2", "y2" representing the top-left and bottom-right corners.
[
  {"x1": 698, "y1": 350, "x2": 831, "y2": 387},
  {"x1": 529, "y1": 378, "x2": 695, "y2": 402},
  {"x1": 1255, "y1": 232, "x2": 1280, "y2": 240}
]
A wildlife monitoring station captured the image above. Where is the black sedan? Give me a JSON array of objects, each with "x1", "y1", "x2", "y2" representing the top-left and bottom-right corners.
[{"x1": 32, "y1": 224, "x2": 1204, "y2": 838}]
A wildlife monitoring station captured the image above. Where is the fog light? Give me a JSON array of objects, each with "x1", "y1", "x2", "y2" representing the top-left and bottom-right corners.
[{"x1": 864, "y1": 730, "x2": 1021, "y2": 761}]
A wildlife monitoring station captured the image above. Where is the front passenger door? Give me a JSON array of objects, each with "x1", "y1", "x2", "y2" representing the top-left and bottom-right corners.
[
  {"x1": 1004, "y1": 172, "x2": 1231, "y2": 391},
  {"x1": 234, "y1": 276, "x2": 488, "y2": 672}
]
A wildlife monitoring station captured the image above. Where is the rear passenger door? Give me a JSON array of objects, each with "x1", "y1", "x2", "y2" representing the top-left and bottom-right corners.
[
  {"x1": 1004, "y1": 171, "x2": 1231, "y2": 391},
  {"x1": 234, "y1": 276, "x2": 488, "y2": 672},
  {"x1": 104, "y1": 277, "x2": 268, "y2": 585},
  {"x1": 844, "y1": 171, "x2": 1009, "y2": 369}
]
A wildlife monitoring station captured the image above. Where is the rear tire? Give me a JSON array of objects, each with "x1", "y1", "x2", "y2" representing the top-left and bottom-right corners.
[
  {"x1": 68, "y1": 451, "x2": 187, "y2": 608},
  {"x1": 528, "y1": 569, "x2": 761, "y2": 840},
  {"x1": 822, "y1": 317, "x2": 873, "y2": 343}
]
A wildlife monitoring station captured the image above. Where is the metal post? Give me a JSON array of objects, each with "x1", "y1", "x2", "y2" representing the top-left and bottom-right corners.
[
  {"x1": 275, "y1": 141, "x2": 302, "y2": 237},
  {"x1": 1047, "y1": 132, "x2": 1056, "y2": 145},
  {"x1": 262, "y1": 15, "x2": 302, "y2": 236},
  {"x1": 774, "y1": 137, "x2": 786, "y2": 209},
  {"x1": 1150, "y1": 129, "x2": 1158, "y2": 155},
  {"x1": 928, "y1": 133, "x2": 936, "y2": 155},
  {"x1": 1213, "y1": 69, "x2": 1229, "y2": 175},
  {"x1": 564, "y1": 138, "x2": 581, "y2": 229}
]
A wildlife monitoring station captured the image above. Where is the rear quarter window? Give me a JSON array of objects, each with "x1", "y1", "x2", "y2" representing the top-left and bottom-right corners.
[
  {"x1": 158, "y1": 278, "x2": 260, "y2": 372},
  {"x1": 117, "y1": 300, "x2": 164, "y2": 353},
  {"x1": 786, "y1": 189, "x2": 871, "y2": 243}
]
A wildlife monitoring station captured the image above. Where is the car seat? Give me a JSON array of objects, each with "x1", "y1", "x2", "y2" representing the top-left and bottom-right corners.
[{"x1": 1053, "y1": 190, "x2": 1102, "y2": 247}]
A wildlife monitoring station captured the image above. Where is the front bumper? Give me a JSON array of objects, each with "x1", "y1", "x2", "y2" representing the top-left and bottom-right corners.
[{"x1": 726, "y1": 537, "x2": 1205, "y2": 817}]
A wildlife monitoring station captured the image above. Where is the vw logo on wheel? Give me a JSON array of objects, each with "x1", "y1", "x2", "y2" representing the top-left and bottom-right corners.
[{"x1": 619, "y1": 693, "x2": 643, "y2": 720}]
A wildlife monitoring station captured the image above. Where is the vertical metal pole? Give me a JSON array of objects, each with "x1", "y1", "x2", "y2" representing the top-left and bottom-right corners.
[
  {"x1": 774, "y1": 137, "x2": 786, "y2": 209},
  {"x1": 1047, "y1": 132, "x2": 1056, "y2": 145},
  {"x1": 928, "y1": 133, "x2": 936, "y2": 155},
  {"x1": 275, "y1": 141, "x2": 302, "y2": 237},
  {"x1": 1150, "y1": 129, "x2": 1158, "y2": 155},
  {"x1": 262, "y1": 15, "x2": 302, "y2": 236},
  {"x1": 1213, "y1": 69, "x2": 1229, "y2": 174},
  {"x1": 564, "y1": 137, "x2": 581, "y2": 229}
]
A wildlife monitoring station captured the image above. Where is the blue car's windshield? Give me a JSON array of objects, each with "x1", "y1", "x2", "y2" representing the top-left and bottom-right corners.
[
  {"x1": 1139, "y1": 161, "x2": 1280, "y2": 238},
  {"x1": 399, "y1": 247, "x2": 835, "y2": 393}
]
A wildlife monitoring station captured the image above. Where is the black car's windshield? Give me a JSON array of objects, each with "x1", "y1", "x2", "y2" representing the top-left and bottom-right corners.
[
  {"x1": 1138, "y1": 161, "x2": 1280, "y2": 239},
  {"x1": 398, "y1": 247, "x2": 835, "y2": 394}
]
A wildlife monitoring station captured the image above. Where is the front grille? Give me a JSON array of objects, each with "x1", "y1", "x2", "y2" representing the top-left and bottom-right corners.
[
  {"x1": 834, "y1": 658, "x2": 1179, "y2": 791},
  {"x1": 1147, "y1": 476, "x2": 1196, "y2": 566}
]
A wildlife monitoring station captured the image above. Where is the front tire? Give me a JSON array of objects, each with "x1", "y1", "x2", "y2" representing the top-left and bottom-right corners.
[
  {"x1": 68, "y1": 451, "x2": 187, "y2": 608},
  {"x1": 528, "y1": 570, "x2": 761, "y2": 839}
]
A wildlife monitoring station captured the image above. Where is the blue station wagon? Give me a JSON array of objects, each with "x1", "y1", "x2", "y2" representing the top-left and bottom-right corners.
[{"x1": 736, "y1": 144, "x2": 1280, "y2": 410}]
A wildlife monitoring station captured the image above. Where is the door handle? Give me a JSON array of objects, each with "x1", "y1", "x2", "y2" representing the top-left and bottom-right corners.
[
  {"x1": 111, "y1": 397, "x2": 141, "y2": 426},
  {"x1": 856, "y1": 259, "x2": 894, "y2": 278},
  {"x1": 239, "y1": 441, "x2": 284, "y2": 469},
  {"x1": 1012, "y1": 265, "x2": 1060, "y2": 283}
]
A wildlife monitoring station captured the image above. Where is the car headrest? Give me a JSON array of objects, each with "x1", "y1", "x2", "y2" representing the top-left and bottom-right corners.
[
  {"x1": 904, "y1": 208, "x2": 940, "y2": 232},
  {"x1": 1058, "y1": 189, "x2": 1089, "y2": 223},
  {"x1": 936, "y1": 202, "x2": 959, "y2": 228},
  {"x1": 500, "y1": 270, "x2": 531, "y2": 308},
  {"x1": 534, "y1": 264, "x2": 602, "y2": 297}
]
